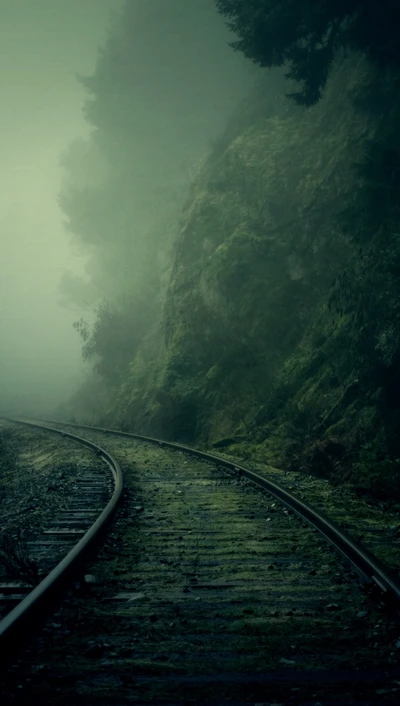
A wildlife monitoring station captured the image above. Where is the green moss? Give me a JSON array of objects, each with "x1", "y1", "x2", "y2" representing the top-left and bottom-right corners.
[{"x1": 78, "y1": 55, "x2": 400, "y2": 502}]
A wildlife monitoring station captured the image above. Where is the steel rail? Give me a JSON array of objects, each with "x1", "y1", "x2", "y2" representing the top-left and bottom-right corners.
[
  {"x1": 0, "y1": 419, "x2": 123, "y2": 656},
  {"x1": 28, "y1": 415, "x2": 400, "y2": 606}
]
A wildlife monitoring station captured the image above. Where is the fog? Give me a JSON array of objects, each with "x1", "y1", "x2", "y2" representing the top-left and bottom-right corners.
[
  {"x1": 0, "y1": 0, "x2": 121, "y2": 414},
  {"x1": 0, "y1": 0, "x2": 255, "y2": 419}
]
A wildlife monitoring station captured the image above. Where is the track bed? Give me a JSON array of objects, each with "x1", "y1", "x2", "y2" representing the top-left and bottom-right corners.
[{"x1": 2, "y1": 426, "x2": 399, "y2": 704}]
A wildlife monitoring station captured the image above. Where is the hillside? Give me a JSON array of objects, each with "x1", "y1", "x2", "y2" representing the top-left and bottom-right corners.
[{"x1": 103, "y1": 55, "x2": 400, "y2": 499}]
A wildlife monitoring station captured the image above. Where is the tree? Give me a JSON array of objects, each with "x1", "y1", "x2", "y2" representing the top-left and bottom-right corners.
[
  {"x1": 215, "y1": 0, "x2": 400, "y2": 105},
  {"x1": 73, "y1": 295, "x2": 156, "y2": 385}
]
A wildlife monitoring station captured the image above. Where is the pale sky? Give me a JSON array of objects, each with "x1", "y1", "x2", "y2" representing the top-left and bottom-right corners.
[{"x1": 0, "y1": 0, "x2": 122, "y2": 414}]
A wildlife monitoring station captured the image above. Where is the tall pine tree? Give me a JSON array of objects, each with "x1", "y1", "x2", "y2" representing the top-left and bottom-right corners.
[{"x1": 215, "y1": 1, "x2": 400, "y2": 104}]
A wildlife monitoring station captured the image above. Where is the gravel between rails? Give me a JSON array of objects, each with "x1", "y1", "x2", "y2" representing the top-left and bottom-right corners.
[
  {"x1": 0, "y1": 422, "x2": 104, "y2": 541},
  {"x1": 0, "y1": 421, "x2": 111, "y2": 618},
  {"x1": 2, "y1": 427, "x2": 400, "y2": 705}
]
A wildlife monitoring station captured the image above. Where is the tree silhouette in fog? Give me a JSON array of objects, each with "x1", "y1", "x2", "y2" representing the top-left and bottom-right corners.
[{"x1": 216, "y1": 0, "x2": 400, "y2": 104}]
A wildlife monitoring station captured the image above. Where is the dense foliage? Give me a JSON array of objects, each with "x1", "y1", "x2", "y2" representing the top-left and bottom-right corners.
[{"x1": 216, "y1": 0, "x2": 400, "y2": 104}]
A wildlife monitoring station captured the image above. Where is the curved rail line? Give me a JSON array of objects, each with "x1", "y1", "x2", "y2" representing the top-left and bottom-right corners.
[
  {"x1": 24, "y1": 416, "x2": 400, "y2": 608},
  {"x1": 0, "y1": 419, "x2": 123, "y2": 656}
]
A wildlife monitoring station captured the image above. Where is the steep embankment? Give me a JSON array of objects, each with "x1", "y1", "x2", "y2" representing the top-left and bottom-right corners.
[{"x1": 109, "y1": 56, "x2": 400, "y2": 497}]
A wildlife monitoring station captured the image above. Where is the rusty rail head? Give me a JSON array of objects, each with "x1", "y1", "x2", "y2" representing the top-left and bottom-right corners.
[
  {"x1": 25, "y1": 415, "x2": 400, "y2": 606},
  {"x1": 0, "y1": 419, "x2": 123, "y2": 656}
]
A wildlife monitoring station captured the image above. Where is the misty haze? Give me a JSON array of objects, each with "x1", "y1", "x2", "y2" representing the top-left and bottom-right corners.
[{"x1": 2, "y1": 1, "x2": 400, "y2": 703}]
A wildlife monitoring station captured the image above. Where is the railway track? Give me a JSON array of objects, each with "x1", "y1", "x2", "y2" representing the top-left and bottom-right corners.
[
  {"x1": 0, "y1": 419, "x2": 123, "y2": 658},
  {"x1": 1, "y1": 418, "x2": 400, "y2": 704}
]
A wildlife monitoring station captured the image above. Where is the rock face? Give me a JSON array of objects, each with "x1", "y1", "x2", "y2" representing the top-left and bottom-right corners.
[{"x1": 107, "y1": 56, "x2": 400, "y2": 496}]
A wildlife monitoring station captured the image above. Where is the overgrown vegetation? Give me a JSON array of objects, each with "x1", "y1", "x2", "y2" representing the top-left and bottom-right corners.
[{"x1": 63, "y1": 1, "x2": 400, "y2": 500}]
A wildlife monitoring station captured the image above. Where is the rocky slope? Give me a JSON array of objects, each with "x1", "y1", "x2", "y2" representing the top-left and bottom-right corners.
[{"x1": 77, "y1": 54, "x2": 400, "y2": 498}]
